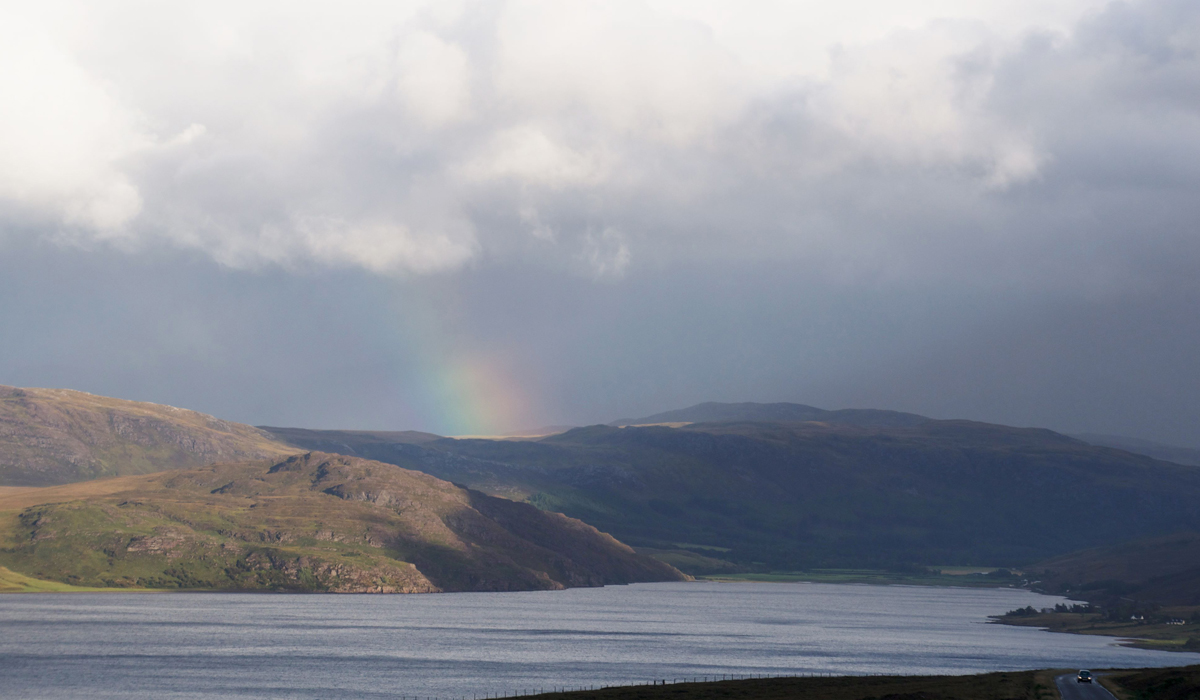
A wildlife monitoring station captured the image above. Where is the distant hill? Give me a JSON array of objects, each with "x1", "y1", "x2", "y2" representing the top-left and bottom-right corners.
[
  {"x1": 0, "y1": 452, "x2": 685, "y2": 592},
  {"x1": 334, "y1": 419, "x2": 1200, "y2": 571},
  {"x1": 1075, "y1": 433, "x2": 1200, "y2": 467},
  {"x1": 610, "y1": 401, "x2": 930, "y2": 428},
  {"x1": 0, "y1": 386, "x2": 297, "y2": 486},
  {"x1": 1031, "y1": 532, "x2": 1200, "y2": 605}
]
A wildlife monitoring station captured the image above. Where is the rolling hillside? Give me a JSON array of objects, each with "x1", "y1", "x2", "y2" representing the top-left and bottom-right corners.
[
  {"x1": 1031, "y1": 532, "x2": 1200, "y2": 605},
  {"x1": 0, "y1": 386, "x2": 298, "y2": 486},
  {"x1": 274, "y1": 419, "x2": 1200, "y2": 571},
  {"x1": 9, "y1": 387, "x2": 1199, "y2": 575},
  {"x1": 0, "y1": 452, "x2": 685, "y2": 592}
]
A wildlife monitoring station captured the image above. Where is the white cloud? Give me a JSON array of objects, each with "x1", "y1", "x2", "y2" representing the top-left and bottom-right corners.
[
  {"x1": 393, "y1": 31, "x2": 472, "y2": 128},
  {"x1": 464, "y1": 126, "x2": 610, "y2": 188},
  {"x1": 0, "y1": 12, "x2": 147, "y2": 232},
  {"x1": 809, "y1": 21, "x2": 1044, "y2": 186},
  {"x1": 493, "y1": 0, "x2": 747, "y2": 143},
  {"x1": 5, "y1": 0, "x2": 1195, "y2": 287}
]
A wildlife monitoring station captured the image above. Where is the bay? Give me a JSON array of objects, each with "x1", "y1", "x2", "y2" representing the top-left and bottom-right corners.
[{"x1": 0, "y1": 581, "x2": 1195, "y2": 699}]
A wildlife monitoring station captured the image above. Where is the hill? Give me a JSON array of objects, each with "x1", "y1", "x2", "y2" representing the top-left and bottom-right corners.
[
  {"x1": 261, "y1": 426, "x2": 442, "y2": 451},
  {"x1": 1030, "y1": 532, "x2": 1200, "y2": 605},
  {"x1": 303, "y1": 419, "x2": 1200, "y2": 571},
  {"x1": 609, "y1": 402, "x2": 930, "y2": 428},
  {"x1": 0, "y1": 386, "x2": 298, "y2": 486},
  {"x1": 0, "y1": 452, "x2": 685, "y2": 592},
  {"x1": 1075, "y1": 433, "x2": 1200, "y2": 467}
]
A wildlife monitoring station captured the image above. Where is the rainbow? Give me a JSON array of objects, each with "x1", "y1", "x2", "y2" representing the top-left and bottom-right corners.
[{"x1": 386, "y1": 290, "x2": 535, "y2": 437}]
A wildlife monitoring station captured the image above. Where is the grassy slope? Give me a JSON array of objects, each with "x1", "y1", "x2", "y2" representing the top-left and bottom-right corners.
[
  {"x1": 0, "y1": 565, "x2": 118, "y2": 592},
  {"x1": 0, "y1": 452, "x2": 685, "y2": 593},
  {"x1": 0, "y1": 385, "x2": 298, "y2": 486},
  {"x1": 1028, "y1": 532, "x2": 1200, "y2": 605}
]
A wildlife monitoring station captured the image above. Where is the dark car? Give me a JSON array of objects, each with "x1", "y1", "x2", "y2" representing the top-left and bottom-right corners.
[{"x1": 1077, "y1": 670, "x2": 1093, "y2": 683}]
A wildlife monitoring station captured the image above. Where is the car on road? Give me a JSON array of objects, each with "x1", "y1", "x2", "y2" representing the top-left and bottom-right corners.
[{"x1": 1077, "y1": 670, "x2": 1093, "y2": 683}]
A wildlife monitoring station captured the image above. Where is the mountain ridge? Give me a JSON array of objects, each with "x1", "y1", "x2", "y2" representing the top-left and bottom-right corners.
[{"x1": 609, "y1": 401, "x2": 931, "y2": 428}]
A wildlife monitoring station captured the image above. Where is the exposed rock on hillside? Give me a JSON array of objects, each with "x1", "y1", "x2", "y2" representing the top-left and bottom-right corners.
[
  {"x1": 0, "y1": 386, "x2": 298, "y2": 485},
  {"x1": 0, "y1": 452, "x2": 686, "y2": 592}
]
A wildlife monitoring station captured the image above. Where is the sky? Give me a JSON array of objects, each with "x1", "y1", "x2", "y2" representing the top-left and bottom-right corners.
[{"x1": 1, "y1": 0, "x2": 1199, "y2": 445}]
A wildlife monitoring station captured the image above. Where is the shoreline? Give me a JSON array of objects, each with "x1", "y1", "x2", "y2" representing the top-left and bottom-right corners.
[{"x1": 992, "y1": 608, "x2": 1200, "y2": 654}]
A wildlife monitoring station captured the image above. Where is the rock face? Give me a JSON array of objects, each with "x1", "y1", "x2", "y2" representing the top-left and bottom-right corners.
[
  {"x1": 0, "y1": 386, "x2": 298, "y2": 485},
  {"x1": 0, "y1": 452, "x2": 687, "y2": 592}
]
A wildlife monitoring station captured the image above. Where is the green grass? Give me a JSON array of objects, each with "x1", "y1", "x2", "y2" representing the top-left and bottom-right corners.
[{"x1": 0, "y1": 565, "x2": 127, "y2": 592}]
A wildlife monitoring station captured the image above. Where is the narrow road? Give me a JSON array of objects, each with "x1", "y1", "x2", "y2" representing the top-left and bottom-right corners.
[{"x1": 1055, "y1": 673, "x2": 1118, "y2": 700}]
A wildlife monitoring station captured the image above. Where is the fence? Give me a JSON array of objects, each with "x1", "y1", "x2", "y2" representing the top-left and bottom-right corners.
[{"x1": 400, "y1": 671, "x2": 915, "y2": 700}]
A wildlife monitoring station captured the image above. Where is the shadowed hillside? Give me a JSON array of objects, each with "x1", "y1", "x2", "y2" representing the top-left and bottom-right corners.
[
  {"x1": 1075, "y1": 433, "x2": 1200, "y2": 467},
  {"x1": 285, "y1": 419, "x2": 1200, "y2": 571},
  {"x1": 1030, "y1": 532, "x2": 1200, "y2": 605},
  {"x1": 0, "y1": 452, "x2": 685, "y2": 592},
  {"x1": 0, "y1": 386, "x2": 298, "y2": 486}
]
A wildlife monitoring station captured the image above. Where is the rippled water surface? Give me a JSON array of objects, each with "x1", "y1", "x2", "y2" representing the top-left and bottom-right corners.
[{"x1": 1, "y1": 582, "x2": 1195, "y2": 699}]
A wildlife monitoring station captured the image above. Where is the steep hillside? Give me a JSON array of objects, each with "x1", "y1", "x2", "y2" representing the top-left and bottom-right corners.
[
  {"x1": 610, "y1": 401, "x2": 930, "y2": 428},
  {"x1": 307, "y1": 420, "x2": 1200, "y2": 571},
  {"x1": 0, "y1": 452, "x2": 685, "y2": 592},
  {"x1": 1031, "y1": 532, "x2": 1200, "y2": 605},
  {"x1": 0, "y1": 386, "x2": 298, "y2": 486}
]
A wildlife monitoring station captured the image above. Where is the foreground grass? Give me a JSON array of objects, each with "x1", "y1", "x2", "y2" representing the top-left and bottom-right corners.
[
  {"x1": 530, "y1": 666, "x2": 1200, "y2": 700},
  {"x1": 521, "y1": 669, "x2": 1062, "y2": 700},
  {"x1": 995, "y1": 610, "x2": 1200, "y2": 652},
  {"x1": 1105, "y1": 664, "x2": 1200, "y2": 700}
]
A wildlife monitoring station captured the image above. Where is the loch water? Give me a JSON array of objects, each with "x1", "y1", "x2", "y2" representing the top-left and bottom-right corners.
[{"x1": 1, "y1": 581, "x2": 1195, "y2": 699}]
